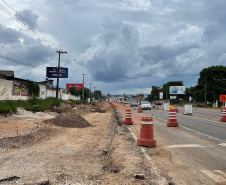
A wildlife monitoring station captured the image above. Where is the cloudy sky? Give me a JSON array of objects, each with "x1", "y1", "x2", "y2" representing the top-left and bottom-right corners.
[{"x1": 0, "y1": 0, "x2": 225, "y2": 95}]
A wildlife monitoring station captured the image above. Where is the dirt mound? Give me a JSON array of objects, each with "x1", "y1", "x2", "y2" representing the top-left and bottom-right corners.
[
  {"x1": 0, "y1": 126, "x2": 59, "y2": 150},
  {"x1": 92, "y1": 102, "x2": 113, "y2": 113},
  {"x1": 52, "y1": 114, "x2": 92, "y2": 128}
]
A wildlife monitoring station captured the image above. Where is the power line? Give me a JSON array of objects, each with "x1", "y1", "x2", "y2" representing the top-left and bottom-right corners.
[
  {"x1": 0, "y1": 54, "x2": 37, "y2": 67},
  {"x1": 2, "y1": 0, "x2": 62, "y2": 51},
  {"x1": 0, "y1": 40, "x2": 45, "y2": 62},
  {"x1": 0, "y1": 3, "x2": 58, "y2": 52}
]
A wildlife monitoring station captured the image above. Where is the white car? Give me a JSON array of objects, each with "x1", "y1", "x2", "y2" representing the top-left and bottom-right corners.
[{"x1": 141, "y1": 101, "x2": 151, "y2": 110}]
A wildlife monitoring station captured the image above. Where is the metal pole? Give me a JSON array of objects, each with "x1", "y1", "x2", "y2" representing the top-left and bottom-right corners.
[
  {"x1": 82, "y1": 74, "x2": 87, "y2": 101},
  {"x1": 56, "y1": 50, "x2": 67, "y2": 99},
  {"x1": 205, "y1": 76, "x2": 207, "y2": 107},
  {"x1": 93, "y1": 87, "x2": 96, "y2": 101},
  {"x1": 89, "y1": 83, "x2": 92, "y2": 103}
]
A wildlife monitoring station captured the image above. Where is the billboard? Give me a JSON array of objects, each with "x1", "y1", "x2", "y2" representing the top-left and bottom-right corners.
[
  {"x1": 46, "y1": 67, "x2": 68, "y2": 78},
  {"x1": 159, "y1": 92, "x2": 163, "y2": 99},
  {"x1": 12, "y1": 82, "x2": 20, "y2": 95},
  {"x1": 66, "y1": 83, "x2": 83, "y2": 90},
  {"x1": 21, "y1": 84, "x2": 28, "y2": 96},
  {"x1": 169, "y1": 86, "x2": 186, "y2": 94}
]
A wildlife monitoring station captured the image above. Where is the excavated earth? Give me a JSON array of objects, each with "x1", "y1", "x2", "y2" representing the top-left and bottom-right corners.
[{"x1": 0, "y1": 102, "x2": 170, "y2": 185}]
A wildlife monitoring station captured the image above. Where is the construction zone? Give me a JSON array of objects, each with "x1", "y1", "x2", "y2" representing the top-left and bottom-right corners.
[{"x1": 0, "y1": 101, "x2": 225, "y2": 185}]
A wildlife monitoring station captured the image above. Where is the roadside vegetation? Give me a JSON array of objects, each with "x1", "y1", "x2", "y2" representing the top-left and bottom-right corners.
[
  {"x1": 0, "y1": 98, "x2": 64, "y2": 114},
  {"x1": 146, "y1": 65, "x2": 226, "y2": 107}
]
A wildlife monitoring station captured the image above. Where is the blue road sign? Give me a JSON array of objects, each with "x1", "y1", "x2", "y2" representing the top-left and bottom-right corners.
[{"x1": 46, "y1": 67, "x2": 68, "y2": 78}]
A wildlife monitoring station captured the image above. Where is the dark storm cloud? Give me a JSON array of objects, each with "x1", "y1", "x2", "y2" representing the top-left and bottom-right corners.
[
  {"x1": 0, "y1": 23, "x2": 55, "y2": 68},
  {"x1": 78, "y1": 21, "x2": 140, "y2": 83},
  {"x1": 15, "y1": 9, "x2": 39, "y2": 30},
  {"x1": 79, "y1": 20, "x2": 200, "y2": 83}
]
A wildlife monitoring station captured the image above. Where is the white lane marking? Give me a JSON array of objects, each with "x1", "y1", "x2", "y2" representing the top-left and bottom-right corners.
[
  {"x1": 164, "y1": 144, "x2": 206, "y2": 149},
  {"x1": 180, "y1": 125, "x2": 226, "y2": 143},
  {"x1": 201, "y1": 170, "x2": 226, "y2": 183},
  {"x1": 141, "y1": 148, "x2": 151, "y2": 161},
  {"x1": 178, "y1": 114, "x2": 225, "y2": 125},
  {"x1": 219, "y1": 143, "x2": 226, "y2": 146},
  {"x1": 127, "y1": 127, "x2": 152, "y2": 161},
  {"x1": 153, "y1": 109, "x2": 226, "y2": 125},
  {"x1": 127, "y1": 127, "x2": 137, "y2": 141}
]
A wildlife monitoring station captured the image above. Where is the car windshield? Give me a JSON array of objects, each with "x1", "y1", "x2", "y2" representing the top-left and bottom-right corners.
[{"x1": 141, "y1": 101, "x2": 149, "y2": 104}]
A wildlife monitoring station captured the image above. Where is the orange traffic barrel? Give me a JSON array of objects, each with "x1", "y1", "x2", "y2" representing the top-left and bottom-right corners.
[
  {"x1": 221, "y1": 107, "x2": 226, "y2": 122},
  {"x1": 167, "y1": 109, "x2": 178, "y2": 127},
  {"x1": 137, "y1": 117, "x2": 156, "y2": 147},
  {"x1": 138, "y1": 104, "x2": 143, "y2": 113},
  {"x1": 123, "y1": 109, "x2": 133, "y2": 125}
]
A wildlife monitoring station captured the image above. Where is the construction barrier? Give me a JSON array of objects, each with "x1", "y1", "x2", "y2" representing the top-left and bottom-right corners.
[
  {"x1": 138, "y1": 104, "x2": 143, "y2": 113},
  {"x1": 137, "y1": 117, "x2": 156, "y2": 147},
  {"x1": 173, "y1": 104, "x2": 179, "y2": 113},
  {"x1": 167, "y1": 109, "x2": 178, "y2": 127},
  {"x1": 221, "y1": 107, "x2": 226, "y2": 122},
  {"x1": 123, "y1": 109, "x2": 133, "y2": 125}
]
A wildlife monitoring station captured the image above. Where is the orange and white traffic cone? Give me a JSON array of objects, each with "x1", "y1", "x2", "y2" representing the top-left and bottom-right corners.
[
  {"x1": 123, "y1": 109, "x2": 133, "y2": 125},
  {"x1": 138, "y1": 104, "x2": 143, "y2": 113},
  {"x1": 137, "y1": 117, "x2": 156, "y2": 147},
  {"x1": 167, "y1": 109, "x2": 178, "y2": 127},
  {"x1": 221, "y1": 107, "x2": 226, "y2": 122}
]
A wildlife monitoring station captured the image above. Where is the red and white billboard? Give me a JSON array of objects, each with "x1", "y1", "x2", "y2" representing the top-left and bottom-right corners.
[{"x1": 66, "y1": 83, "x2": 83, "y2": 90}]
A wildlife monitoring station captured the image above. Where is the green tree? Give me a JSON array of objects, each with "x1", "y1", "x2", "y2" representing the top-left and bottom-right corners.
[
  {"x1": 78, "y1": 87, "x2": 90, "y2": 101},
  {"x1": 93, "y1": 90, "x2": 102, "y2": 100},
  {"x1": 150, "y1": 86, "x2": 162, "y2": 100},
  {"x1": 196, "y1": 65, "x2": 226, "y2": 104},
  {"x1": 68, "y1": 87, "x2": 79, "y2": 96},
  {"x1": 25, "y1": 81, "x2": 40, "y2": 96}
]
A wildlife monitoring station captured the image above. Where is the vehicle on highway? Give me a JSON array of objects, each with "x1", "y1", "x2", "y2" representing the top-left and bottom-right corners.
[
  {"x1": 130, "y1": 101, "x2": 138, "y2": 107},
  {"x1": 141, "y1": 101, "x2": 151, "y2": 110}
]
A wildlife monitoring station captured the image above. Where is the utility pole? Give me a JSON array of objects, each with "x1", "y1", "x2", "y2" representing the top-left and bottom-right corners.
[
  {"x1": 205, "y1": 76, "x2": 207, "y2": 108},
  {"x1": 82, "y1": 74, "x2": 87, "y2": 101},
  {"x1": 56, "y1": 50, "x2": 67, "y2": 99},
  {"x1": 89, "y1": 83, "x2": 92, "y2": 103},
  {"x1": 93, "y1": 87, "x2": 96, "y2": 101}
]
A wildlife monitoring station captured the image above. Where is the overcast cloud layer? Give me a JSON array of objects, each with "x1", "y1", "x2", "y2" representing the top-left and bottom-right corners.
[{"x1": 0, "y1": 0, "x2": 226, "y2": 94}]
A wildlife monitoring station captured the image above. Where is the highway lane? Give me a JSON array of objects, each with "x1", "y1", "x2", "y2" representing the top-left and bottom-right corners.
[
  {"x1": 143, "y1": 109, "x2": 226, "y2": 142},
  {"x1": 156, "y1": 105, "x2": 222, "y2": 119},
  {"x1": 139, "y1": 108, "x2": 226, "y2": 184}
]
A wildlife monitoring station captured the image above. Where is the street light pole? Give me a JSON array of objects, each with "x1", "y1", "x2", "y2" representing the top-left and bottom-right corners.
[
  {"x1": 93, "y1": 87, "x2": 96, "y2": 101},
  {"x1": 89, "y1": 83, "x2": 92, "y2": 103},
  {"x1": 56, "y1": 50, "x2": 67, "y2": 99},
  {"x1": 205, "y1": 76, "x2": 207, "y2": 108},
  {"x1": 82, "y1": 74, "x2": 87, "y2": 101}
]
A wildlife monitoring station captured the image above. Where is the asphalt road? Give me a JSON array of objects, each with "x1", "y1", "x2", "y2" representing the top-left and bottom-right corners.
[
  {"x1": 139, "y1": 107, "x2": 226, "y2": 184},
  {"x1": 143, "y1": 108, "x2": 226, "y2": 142}
]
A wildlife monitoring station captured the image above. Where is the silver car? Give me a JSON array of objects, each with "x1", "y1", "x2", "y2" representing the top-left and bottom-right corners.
[{"x1": 141, "y1": 101, "x2": 151, "y2": 110}]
